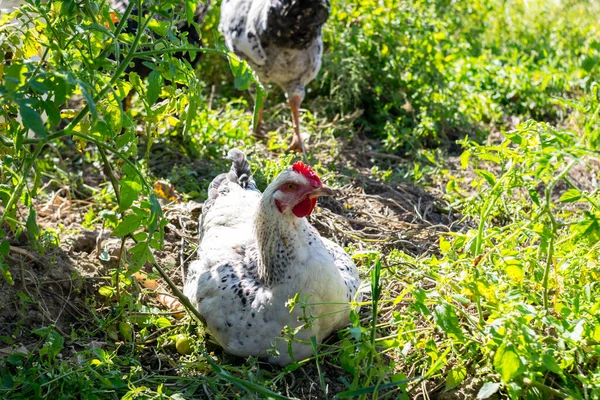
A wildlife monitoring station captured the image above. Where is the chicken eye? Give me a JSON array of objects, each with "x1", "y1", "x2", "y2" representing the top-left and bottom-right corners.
[{"x1": 285, "y1": 183, "x2": 296, "y2": 191}]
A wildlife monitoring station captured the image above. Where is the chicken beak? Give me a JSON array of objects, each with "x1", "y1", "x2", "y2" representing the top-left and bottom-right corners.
[{"x1": 308, "y1": 184, "x2": 334, "y2": 198}]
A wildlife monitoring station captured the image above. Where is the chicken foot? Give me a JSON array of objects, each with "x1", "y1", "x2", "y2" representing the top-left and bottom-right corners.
[{"x1": 288, "y1": 94, "x2": 307, "y2": 154}]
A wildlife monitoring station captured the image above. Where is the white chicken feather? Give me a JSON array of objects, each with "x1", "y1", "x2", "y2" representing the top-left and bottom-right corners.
[{"x1": 184, "y1": 149, "x2": 360, "y2": 365}]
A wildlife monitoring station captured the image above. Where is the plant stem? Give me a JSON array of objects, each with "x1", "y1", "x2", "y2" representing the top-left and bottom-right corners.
[
  {"x1": 541, "y1": 226, "x2": 555, "y2": 311},
  {"x1": 361, "y1": 257, "x2": 382, "y2": 399},
  {"x1": 95, "y1": 0, "x2": 136, "y2": 62},
  {"x1": 0, "y1": 144, "x2": 45, "y2": 226},
  {"x1": 134, "y1": 47, "x2": 227, "y2": 57},
  {"x1": 146, "y1": 255, "x2": 204, "y2": 323},
  {"x1": 311, "y1": 336, "x2": 328, "y2": 399},
  {"x1": 523, "y1": 378, "x2": 568, "y2": 399},
  {"x1": 98, "y1": 147, "x2": 122, "y2": 206},
  {"x1": 472, "y1": 161, "x2": 514, "y2": 325},
  {"x1": 541, "y1": 160, "x2": 575, "y2": 311},
  {"x1": 115, "y1": 236, "x2": 127, "y2": 300},
  {"x1": 474, "y1": 162, "x2": 514, "y2": 256}
]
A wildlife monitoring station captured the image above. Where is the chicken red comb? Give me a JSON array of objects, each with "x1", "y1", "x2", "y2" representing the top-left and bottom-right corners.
[{"x1": 292, "y1": 161, "x2": 322, "y2": 186}]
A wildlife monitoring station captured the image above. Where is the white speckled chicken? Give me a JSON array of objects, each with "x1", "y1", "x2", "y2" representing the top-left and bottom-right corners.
[
  {"x1": 219, "y1": 0, "x2": 330, "y2": 153},
  {"x1": 184, "y1": 149, "x2": 360, "y2": 365}
]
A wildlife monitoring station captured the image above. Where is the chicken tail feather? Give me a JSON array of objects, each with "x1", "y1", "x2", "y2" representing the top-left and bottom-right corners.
[
  {"x1": 226, "y1": 149, "x2": 254, "y2": 189},
  {"x1": 200, "y1": 149, "x2": 257, "y2": 241},
  {"x1": 263, "y1": 0, "x2": 330, "y2": 50}
]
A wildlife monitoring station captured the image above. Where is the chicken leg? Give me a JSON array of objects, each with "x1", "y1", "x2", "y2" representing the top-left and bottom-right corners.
[{"x1": 288, "y1": 94, "x2": 307, "y2": 154}]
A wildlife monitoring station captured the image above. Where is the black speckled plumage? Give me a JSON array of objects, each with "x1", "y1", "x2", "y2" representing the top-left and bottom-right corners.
[{"x1": 262, "y1": 0, "x2": 330, "y2": 50}]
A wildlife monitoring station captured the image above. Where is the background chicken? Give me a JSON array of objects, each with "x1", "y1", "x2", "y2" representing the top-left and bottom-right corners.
[
  {"x1": 219, "y1": 0, "x2": 330, "y2": 153},
  {"x1": 184, "y1": 149, "x2": 360, "y2": 365}
]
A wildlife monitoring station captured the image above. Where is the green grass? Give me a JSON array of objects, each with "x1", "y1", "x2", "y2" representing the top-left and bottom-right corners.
[{"x1": 1, "y1": 0, "x2": 600, "y2": 398}]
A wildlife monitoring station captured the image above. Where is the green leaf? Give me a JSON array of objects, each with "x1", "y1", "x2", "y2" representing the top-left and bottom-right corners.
[
  {"x1": 459, "y1": 150, "x2": 470, "y2": 170},
  {"x1": 147, "y1": 19, "x2": 169, "y2": 37},
  {"x1": 1, "y1": 264, "x2": 13, "y2": 286},
  {"x1": 348, "y1": 326, "x2": 362, "y2": 341},
  {"x1": 252, "y1": 84, "x2": 266, "y2": 131},
  {"x1": 412, "y1": 288, "x2": 431, "y2": 316},
  {"x1": 99, "y1": 286, "x2": 115, "y2": 297},
  {"x1": 92, "y1": 348, "x2": 108, "y2": 364},
  {"x1": 78, "y1": 81, "x2": 97, "y2": 120},
  {"x1": 559, "y1": 188, "x2": 582, "y2": 203},
  {"x1": 582, "y1": 56, "x2": 598, "y2": 72},
  {"x1": 542, "y1": 354, "x2": 563, "y2": 377},
  {"x1": 4, "y1": 63, "x2": 26, "y2": 91},
  {"x1": 445, "y1": 366, "x2": 467, "y2": 391},
  {"x1": 477, "y1": 382, "x2": 501, "y2": 399},
  {"x1": 30, "y1": 79, "x2": 48, "y2": 94},
  {"x1": 39, "y1": 330, "x2": 64, "y2": 361},
  {"x1": 183, "y1": 93, "x2": 198, "y2": 138},
  {"x1": 391, "y1": 373, "x2": 408, "y2": 385},
  {"x1": 154, "y1": 317, "x2": 171, "y2": 328},
  {"x1": 185, "y1": 0, "x2": 197, "y2": 24},
  {"x1": 129, "y1": 241, "x2": 150, "y2": 269},
  {"x1": 528, "y1": 188, "x2": 540, "y2": 206},
  {"x1": 228, "y1": 55, "x2": 251, "y2": 90},
  {"x1": 439, "y1": 236, "x2": 451, "y2": 253},
  {"x1": 147, "y1": 70, "x2": 162, "y2": 105},
  {"x1": 505, "y1": 264, "x2": 524, "y2": 282},
  {"x1": 0, "y1": 186, "x2": 11, "y2": 204},
  {"x1": 119, "y1": 321, "x2": 133, "y2": 342},
  {"x1": 112, "y1": 214, "x2": 143, "y2": 237},
  {"x1": 54, "y1": 75, "x2": 68, "y2": 106},
  {"x1": 105, "y1": 324, "x2": 119, "y2": 341},
  {"x1": 26, "y1": 207, "x2": 40, "y2": 243},
  {"x1": 45, "y1": 98, "x2": 61, "y2": 128},
  {"x1": 17, "y1": 101, "x2": 47, "y2": 138},
  {"x1": 493, "y1": 343, "x2": 522, "y2": 383},
  {"x1": 433, "y1": 303, "x2": 464, "y2": 340},
  {"x1": 0, "y1": 240, "x2": 9, "y2": 256},
  {"x1": 147, "y1": 193, "x2": 163, "y2": 237},
  {"x1": 475, "y1": 169, "x2": 496, "y2": 186},
  {"x1": 119, "y1": 177, "x2": 142, "y2": 211},
  {"x1": 506, "y1": 133, "x2": 523, "y2": 145},
  {"x1": 424, "y1": 346, "x2": 451, "y2": 379},
  {"x1": 1, "y1": 367, "x2": 15, "y2": 389},
  {"x1": 93, "y1": 119, "x2": 112, "y2": 140},
  {"x1": 115, "y1": 130, "x2": 137, "y2": 150},
  {"x1": 571, "y1": 211, "x2": 600, "y2": 244}
]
